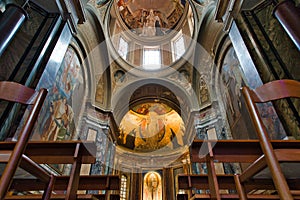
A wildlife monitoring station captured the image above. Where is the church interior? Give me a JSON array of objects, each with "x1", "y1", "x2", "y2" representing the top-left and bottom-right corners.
[{"x1": 0, "y1": 0, "x2": 299, "y2": 199}]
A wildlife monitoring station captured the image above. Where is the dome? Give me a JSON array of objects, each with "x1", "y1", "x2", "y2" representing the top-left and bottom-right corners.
[
  {"x1": 108, "y1": 0, "x2": 195, "y2": 71},
  {"x1": 116, "y1": 0, "x2": 187, "y2": 36}
]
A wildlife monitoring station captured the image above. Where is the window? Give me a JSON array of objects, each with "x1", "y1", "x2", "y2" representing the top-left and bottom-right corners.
[
  {"x1": 120, "y1": 175, "x2": 128, "y2": 200},
  {"x1": 118, "y1": 37, "x2": 129, "y2": 60},
  {"x1": 173, "y1": 34, "x2": 185, "y2": 61},
  {"x1": 143, "y1": 47, "x2": 161, "y2": 70}
]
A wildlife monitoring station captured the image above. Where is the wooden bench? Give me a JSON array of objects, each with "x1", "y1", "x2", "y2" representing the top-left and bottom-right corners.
[
  {"x1": 178, "y1": 80, "x2": 300, "y2": 200},
  {"x1": 178, "y1": 193, "x2": 300, "y2": 200},
  {"x1": 239, "y1": 80, "x2": 300, "y2": 200},
  {"x1": 178, "y1": 174, "x2": 300, "y2": 199},
  {"x1": 178, "y1": 174, "x2": 300, "y2": 191},
  {"x1": 190, "y1": 139, "x2": 300, "y2": 163}
]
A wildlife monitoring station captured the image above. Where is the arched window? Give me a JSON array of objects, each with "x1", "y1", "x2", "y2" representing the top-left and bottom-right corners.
[
  {"x1": 118, "y1": 37, "x2": 129, "y2": 60},
  {"x1": 172, "y1": 31, "x2": 185, "y2": 61},
  {"x1": 120, "y1": 174, "x2": 128, "y2": 200}
]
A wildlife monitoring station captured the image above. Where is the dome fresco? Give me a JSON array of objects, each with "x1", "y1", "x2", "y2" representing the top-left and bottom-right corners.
[
  {"x1": 116, "y1": 0, "x2": 187, "y2": 36},
  {"x1": 109, "y1": 0, "x2": 194, "y2": 70}
]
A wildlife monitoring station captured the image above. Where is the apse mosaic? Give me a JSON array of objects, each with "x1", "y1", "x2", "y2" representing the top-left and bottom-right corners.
[{"x1": 118, "y1": 103, "x2": 185, "y2": 152}]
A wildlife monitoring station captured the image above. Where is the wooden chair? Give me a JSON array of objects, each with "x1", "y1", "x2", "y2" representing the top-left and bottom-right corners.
[
  {"x1": 239, "y1": 79, "x2": 300, "y2": 200},
  {"x1": 0, "y1": 140, "x2": 120, "y2": 200},
  {"x1": 179, "y1": 139, "x2": 300, "y2": 199},
  {"x1": 0, "y1": 82, "x2": 120, "y2": 200},
  {"x1": 177, "y1": 80, "x2": 300, "y2": 200},
  {"x1": 0, "y1": 81, "x2": 48, "y2": 199}
]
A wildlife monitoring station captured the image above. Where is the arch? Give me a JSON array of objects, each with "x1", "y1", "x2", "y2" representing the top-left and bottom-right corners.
[
  {"x1": 76, "y1": 3, "x2": 112, "y2": 110},
  {"x1": 196, "y1": 1, "x2": 223, "y2": 53},
  {"x1": 111, "y1": 78, "x2": 200, "y2": 125},
  {"x1": 192, "y1": 2, "x2": 225, "y2": 104}
]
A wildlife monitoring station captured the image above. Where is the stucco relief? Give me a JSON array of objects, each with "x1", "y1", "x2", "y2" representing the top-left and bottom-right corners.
[{"x1": 168, "y1": 66, "x2": 193, "y2": 96}]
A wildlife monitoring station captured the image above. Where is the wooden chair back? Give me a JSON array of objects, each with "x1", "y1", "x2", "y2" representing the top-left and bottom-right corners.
[
  {"x1": 241, "y1": 79, "x2": 300, "y2": 200},
  {"x1": 0, "y1": 81, "x2": 47, "y2": 199}
]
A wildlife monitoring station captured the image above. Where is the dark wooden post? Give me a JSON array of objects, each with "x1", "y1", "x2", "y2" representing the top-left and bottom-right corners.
[
  {"x1": 0, "y1": 4, "x2": 27, "y2": 56},
  {"x1": 273, "y1": 0, "x2": 300, "y2": 50}
]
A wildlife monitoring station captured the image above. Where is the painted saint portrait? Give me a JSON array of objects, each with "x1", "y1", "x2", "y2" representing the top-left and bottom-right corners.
[{"x1": 143, "y1": 171, "x2": 162, "y2": 200}]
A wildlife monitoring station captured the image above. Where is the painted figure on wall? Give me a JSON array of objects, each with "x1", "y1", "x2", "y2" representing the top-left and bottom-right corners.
[
  {"x1": 220, "y1": 46, "x2": 250, "y2": 138},
  {"x1": 140, "y1": 9, "x2": 162, "y2": 37},
  {"x1": 117, "y1": 0, "x2": 130, "y2": 20},
  {"x1": 95, "y1": 75, "x2": 105, "y2": 105},
  {"x1": 143, "y1": 172, "x2": 162, "y2": 200},
  {"x1": 36, "y1": 47, "x2": 83, "y2": 141},
  {"x1": 116, "y1": 0, "x2": 185, "y2": 35},
  {"x1": 199, "y1": 76, "x2": 210, "y2": 107},
  {"x1": 42, "y1": 97, "x2": 74, "y2": 140},
  {"x1": 114, "y1": 70, "x2": 125, "y2": 83},
  {"x1": 220, "y1": 46, "x2": 284, "y2": 138},
  {"x1": 221, "y1": 48, "x2": 242, "y2": 123}
]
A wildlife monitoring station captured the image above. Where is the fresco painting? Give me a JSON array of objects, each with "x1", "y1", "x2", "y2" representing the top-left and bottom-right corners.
[
  {"x1": 118, "y1": 103, "x2": 185, "y2": 151},
  {"x1": 34, "y1": 47, "x2": 83, "y2": 141}
]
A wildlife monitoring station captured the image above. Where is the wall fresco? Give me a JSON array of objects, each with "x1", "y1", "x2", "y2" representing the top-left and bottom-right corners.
[
  {"x1": 220, "y1": 46, "x2": 256, "y2": 139},
  {"x1": 33, "y1": 46, "x2": 84, "y2": 141}
]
